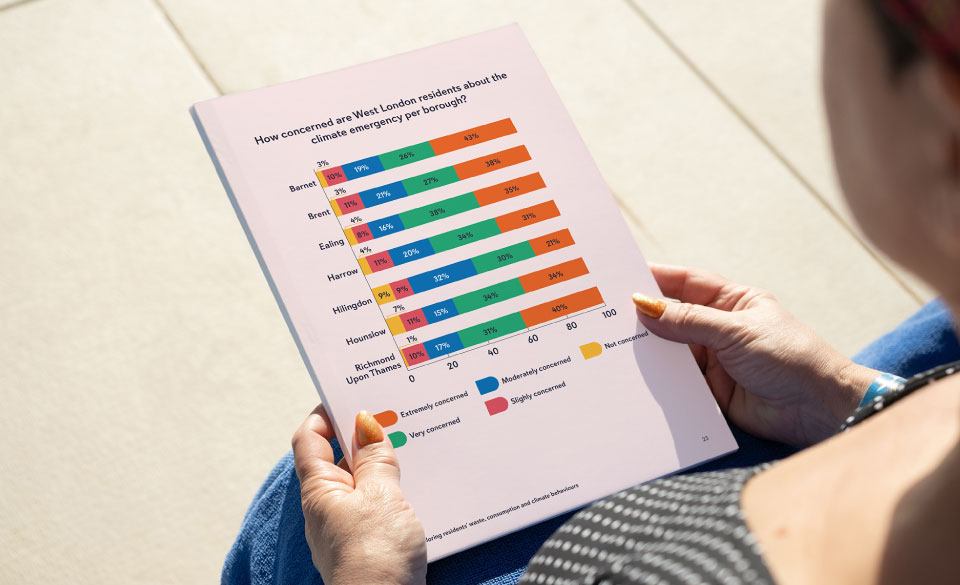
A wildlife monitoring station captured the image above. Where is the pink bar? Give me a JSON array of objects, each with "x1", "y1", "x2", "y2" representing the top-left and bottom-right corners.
[
  {"x1": 400, "y1": 309, "x2": 429, "y2": 332},
  {"x1": 485, "y1": 397, "x2": 508, "y2": 415},
  {"x1": 332, "y1": 194, "x2": 364, "y2": 215},
  {"x1": 322, "y1": 166, "x2": 347, "y2": 185},
  {"x1": 391, "y1": 279, "x2": 414, "y2": 300},
  {"x1": 402, "y1": 344, "x2": 430, "y2": 366},
  {"x1": 366, "y1": 250, "x2": 395, "y2": 273},
  {"x1": 350, "y1": 224, "x2": 374, "y2": 244}
]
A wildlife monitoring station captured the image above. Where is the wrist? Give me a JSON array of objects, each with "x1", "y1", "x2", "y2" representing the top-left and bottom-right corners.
[{"x1": 826, "y1": 358, "x2": 881, "y2": 427}]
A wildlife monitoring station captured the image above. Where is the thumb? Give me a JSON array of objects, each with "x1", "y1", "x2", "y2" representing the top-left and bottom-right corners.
[
  {"x1": 351, "y1": 410, "x2": 402, "y2": 491},
  {"x1": 632, "y1": 292, "x2": 738, "y2": 349}
]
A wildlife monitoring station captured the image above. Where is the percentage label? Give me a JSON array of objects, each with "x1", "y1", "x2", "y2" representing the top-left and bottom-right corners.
[
  {"x1": 497, "y1": 253, "x2": 513, "y2": 262},
  {"x1": 504, "y1": 185, "x2": 519, "y2": 194},
  {"x1": 398, "y1": 151, "x2": 415, "y2": 159},
  {"x1": 482, "y1": 292, "x2": 499, "y2": 301},
  {"x1": 423, "y1": 177, "x2": 439, "y2": 185},
  {"x1": 377, "y1": 290, "x2": 392, "y2": 300},
  {"x1": 463, "y1": 132, "x2": 479, "y2": 141},
  {"x1": 408, "y1": 350, "x2": 426, "y2": 359},
  {"x1": 433, "y1": 307, "x2": 449, "y2": 316},
  {"x1": 359, "y1": 246, "x2": 372, "y2": 253},
  {"x1": 406, "y1": 335, "x2": 418, "y2": 343},
  {"x1": 355, "y1": 164, "x2": 370, "y2": 172},
  {"x1": 396, "y1": 285, "x2": 410, "y2": 293},
  {"x1": 393, "y1": 304, "x2": 406, "y2": 311},
  {"x1": 349, "y1": 217, "x2": 363, "y2": 224},
  {"x1": 373, "y1": 258, "x2": 390, "y2": 266},
  {"x1": 334, "y1": 187, "x2": 347, "y2": 195},
  {"x1": 402, "y1": 248, "x2": 420, "y2": 258},
  {"x1": 341, "y1": 199, "x2": 358, "y2": 209},
  {"x1": 484, "y1": 158, "x2": 502, "y2": 167},
  {"x1": 375, "y1": 191, "x2": 391, "y2": 199},
  {"x1": 436, "y1": 341, "x2": 452, "y2": 350},
  {"x1": 378, "y1": 223, "x2": 394, "y2": 231},
  {"x1": 317, "y1": 160, "x2": 330, "y2": 167},
  {"x1": 545, "y1": 238, "x2": 561, "y2": 247},
  {"x1": 483, "y1": 327, "x2": 498, "y2": 336},
  {"x1": 457, "y1": 231, "x2": 474, "y2": 241},
  {"x1": 551, "y1": 303, "x2": 569, "y2": 313},
  {"x1": 428, "y1": 207, "x2": 446, "y2": 217},
  {"x1": 433, "y1": 272, "x2": 450, "y2": 282},
  {"x1": 521, "y1": 213, "x2": 537, "y2": 221},
  {"x1": 547, "y1": 271, "x2": 564, "y2": 280},
  {"x1": 409, "y1": 316, "x2": 422, "y2": 324}
]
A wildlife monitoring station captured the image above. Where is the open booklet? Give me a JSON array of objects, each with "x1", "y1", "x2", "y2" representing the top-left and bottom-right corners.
[{"x1": 192, "y1": 24, "x2": 736, "y2": 561}]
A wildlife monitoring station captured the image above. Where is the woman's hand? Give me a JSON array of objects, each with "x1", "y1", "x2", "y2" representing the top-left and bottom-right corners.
[
  {"x1": 633, "y1": 264, "x2": 879, "y2": 446},
  {"x1": 292, "y1": 406, "x2": 427, "y2": 585}
]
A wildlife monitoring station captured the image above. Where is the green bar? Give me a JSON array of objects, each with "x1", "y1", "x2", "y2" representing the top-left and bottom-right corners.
[
  {"x1": 379, "y1": 141, "x2": 436, "y2": 170},
  {"x1": 402, "y1": 165, "x2": 460, "y2": 195},
  {"x1": 456, "y1": 312, "x2": 527, "y2": 348},
  {"x1": 452, "y1": 278, "x2": 525, "y2": 314},
  {"x1": 429, "y1": 218, "x2": 501, "y2": 253},
  {"x1": 398, "y1": 193, "x2": 479, "y2": 229},
  {"x1": 471, "y1": 241, "x2": 536, "y2": 274}
]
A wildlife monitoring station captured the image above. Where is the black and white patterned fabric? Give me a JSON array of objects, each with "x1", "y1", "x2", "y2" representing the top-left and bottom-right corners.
[
  {"x1": 519, "y1": 466, "x2": 775, "y2": 585},
  {"x1": 841, "y1": 360, "x2": 960, "y2": 430},
  {"x1": 520, "y1": 360, "x2": 960, "y2": 585}
]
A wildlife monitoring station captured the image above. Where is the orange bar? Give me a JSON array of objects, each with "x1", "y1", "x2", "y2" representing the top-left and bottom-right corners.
[
  {"x1": 519, "y1": 287, "x2": 604, "y2": 327},
  {"x1": 518, "y1": 258, "x2": 589, "y2": 293},
  {"x1": 428, "y1": 119, "x2": 517, "y2": 155},
  {"x1": 494, "y1": 200, "x2": 559, "y2": 233},
  {"x1": 529, "y1": 228, "x2": 575, "y2": 256},
  {"x1": 473, "y1": 173, "x2": 546, "y2": 207},
  {"x1": 453, "y1": 145, "x2": 530, "y2": 180},
  {"x1": 373, "y1": 410, "x2": 399, "y2": 427}
]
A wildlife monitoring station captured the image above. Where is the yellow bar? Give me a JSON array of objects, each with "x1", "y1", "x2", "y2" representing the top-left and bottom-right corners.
[
  {"x1": 331, "y1": 199, "x2": 344, "y2": 217},
  {"x1": 579, "y1": 342, "x2": 602, "y2": 360},
  {"x1": 315, "y1": 170, "x2": 329, "y2": 188},
  {"x1": 344, "y1": 228, "x2": 358, "y2": 246},
  {"x1": 372, "y1": 285, "x2": 396, "y2": 305},
  {"x1": 386, "y1": 315, "x2": 405, "y2": 336},
  {"x1": 358, "y1": 257, "x2": 372, "y2": 275}
]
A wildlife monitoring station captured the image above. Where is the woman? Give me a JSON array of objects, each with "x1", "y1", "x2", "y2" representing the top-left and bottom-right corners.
[{"x1": 226, "y1": 0, "x2": 960, "y2": 583}]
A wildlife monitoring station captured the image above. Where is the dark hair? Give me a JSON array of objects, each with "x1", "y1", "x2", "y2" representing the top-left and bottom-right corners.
[{"x1": 865, "y1": 0, "x2": 923, "y2": 75}]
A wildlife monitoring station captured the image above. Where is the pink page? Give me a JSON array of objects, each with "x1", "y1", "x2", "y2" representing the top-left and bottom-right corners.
[{"x1": 193, "y1": 24, "x2": 736, "y2": 561}]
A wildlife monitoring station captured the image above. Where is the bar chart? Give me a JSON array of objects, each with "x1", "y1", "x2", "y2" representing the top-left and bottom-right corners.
[{"x1": 314, "y1": 118, "x2": 606, "y2": 368}]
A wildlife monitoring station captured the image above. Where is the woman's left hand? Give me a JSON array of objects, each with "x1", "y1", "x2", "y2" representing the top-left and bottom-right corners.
[{"x1": 292, "y1": 405, "x2": 427, "y2": 585}]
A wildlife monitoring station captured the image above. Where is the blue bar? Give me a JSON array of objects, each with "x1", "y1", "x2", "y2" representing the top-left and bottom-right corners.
[
  {"x1": 424, "y1": 332, "x2": 465, "y2": 359},
  {"x1": 342, "y1": 156, "x2": 384, "y2": 180},
  {"x1": 422, "y1": 299, "x2": 460, "y2": 324},
  {"x1": 369, "y1": 214, "x2": 405, "y2": 238},
  {"x1": 388, "y1": 238, "x2": 435, "y2": 267},
  {"x1": 407, "y1": 259, "x2": 478, "y2": 293},
  {"x1": 358, "y1": 181, "x2": 408, "y2": 208}
]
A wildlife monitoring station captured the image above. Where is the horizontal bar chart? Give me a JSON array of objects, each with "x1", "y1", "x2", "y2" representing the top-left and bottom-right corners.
[
  {"x1": 344, "y1": 173, "x2": 546, "y2": 245},
  {"x1": 385, "y1": 258, "x2": 589, "y2": 335},
  {"x1": 357, "y1": 200, "x2": 560, "y2": 275},
  {"x1": 400, "y1": 287, "x2": 605, "y2": 366},
  {"x1": 316, "y1": 119, "x2": 517, "y2": 187},
  {"x1": 329, "y1": 145, "x2": 531, "y2": 216},
  {"x1": 371, "y1": 229, "x2": 576, "y2": 304}
]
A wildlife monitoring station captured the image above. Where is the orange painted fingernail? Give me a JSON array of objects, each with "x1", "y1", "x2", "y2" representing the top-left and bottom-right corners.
[
  {"x1": 632, "y1": 292, "x2": 666, "y2": 318},
  {"x1": 356, "y1": 410, "x2": 384, "y2": 446}
]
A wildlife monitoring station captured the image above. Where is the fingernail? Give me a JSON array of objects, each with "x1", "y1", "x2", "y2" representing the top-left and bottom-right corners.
[
  {"x1": 356, "y1": 410, "x2": 384, "y2": 447},
  {"x1": 632, "y1": 292, "x2": 666, "y2": 318}
]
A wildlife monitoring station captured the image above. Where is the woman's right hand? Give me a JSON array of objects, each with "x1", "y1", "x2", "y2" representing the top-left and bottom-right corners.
[{"x1": 633, "y1": 263, "x2": 880, "y2": 446}]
